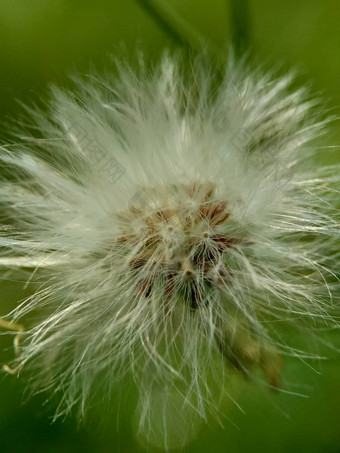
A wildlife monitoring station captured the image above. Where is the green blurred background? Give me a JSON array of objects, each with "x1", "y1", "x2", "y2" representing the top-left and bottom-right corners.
[{"x1": 0, "y1": 1, "x2": 339, "y2": 452}]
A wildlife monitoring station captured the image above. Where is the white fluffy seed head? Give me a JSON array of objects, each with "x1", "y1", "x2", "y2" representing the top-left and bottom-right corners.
[{"x1": 0, "y1": 53, "x2": 339, "y2": 449}]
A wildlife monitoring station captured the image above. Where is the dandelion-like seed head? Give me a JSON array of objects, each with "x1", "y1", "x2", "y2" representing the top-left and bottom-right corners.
[{"x1": 0, "y1": 53, "x2": 339, "y2": 449}]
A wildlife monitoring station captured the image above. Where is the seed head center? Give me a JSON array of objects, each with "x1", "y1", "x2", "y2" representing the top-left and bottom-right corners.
[{"x1": 116, "y1": 182, "x2": 242, "y2": 305}]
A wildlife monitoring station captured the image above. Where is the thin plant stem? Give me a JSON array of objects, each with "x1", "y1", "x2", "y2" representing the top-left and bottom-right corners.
[
  {"x1": 135, "y1": 0, "x2": 216, "y2": 55},
  {"x1": 229, "y1": 0, "x2": 251, "y2": 56},
  {"x1": 0, "y1": 317, "x2": 24, "y2": 374},
  {"x1": 0, "y1": 317, "x2": 23, "y2": 333}
]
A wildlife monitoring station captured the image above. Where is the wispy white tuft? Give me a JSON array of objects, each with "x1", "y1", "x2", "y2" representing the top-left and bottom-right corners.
[{"x1": 0, "y1": 54, "x2": 339, "y2": 449}]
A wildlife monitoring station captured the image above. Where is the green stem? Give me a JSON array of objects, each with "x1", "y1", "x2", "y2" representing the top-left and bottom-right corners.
[
  {"x1": 229, "y1": 0, "x2": 251, "y2": 55},
  {"x1": 135, "y1": 0, "x2": 207, "y2": 53}
]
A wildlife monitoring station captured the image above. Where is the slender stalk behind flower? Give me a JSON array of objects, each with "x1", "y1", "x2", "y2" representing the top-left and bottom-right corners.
[{"x1": 0, "y1": 53, "x2": 339, "y2": 449}]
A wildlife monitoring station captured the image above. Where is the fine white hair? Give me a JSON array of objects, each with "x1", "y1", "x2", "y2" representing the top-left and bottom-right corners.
[{"x1": 0, "y1": 53, "x2": 339, "y2": 449}]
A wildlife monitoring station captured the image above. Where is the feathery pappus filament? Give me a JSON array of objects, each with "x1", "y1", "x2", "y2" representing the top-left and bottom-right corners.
[{"x1": 0, "y1": 53, "x2": 339, "y2": 449}]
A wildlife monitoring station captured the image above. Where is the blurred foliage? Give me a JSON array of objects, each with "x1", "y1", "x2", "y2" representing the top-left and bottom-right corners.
[{"x1": 0, "y1": 1, "x2": 339, "y2": 452}]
